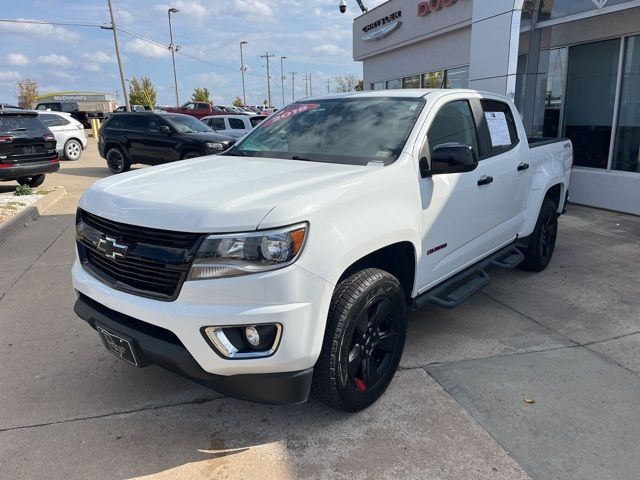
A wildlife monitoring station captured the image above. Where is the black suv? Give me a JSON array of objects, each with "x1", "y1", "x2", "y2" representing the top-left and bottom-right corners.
[
  {"x1": 0, "y1": 109, "x2": 59, "y2": 187},
  {"x1": 98, "y1": 112, "x2": 236, "y2": 174}
]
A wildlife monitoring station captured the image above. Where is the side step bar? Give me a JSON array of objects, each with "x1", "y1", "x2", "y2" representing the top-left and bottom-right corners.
[{"x1": 412, "y1": 244, "x2": 524, "y2": 310}]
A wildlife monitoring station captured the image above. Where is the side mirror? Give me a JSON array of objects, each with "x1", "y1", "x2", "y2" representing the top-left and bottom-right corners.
[
  {"x1": 421, "y1": 143, "x2": 478, "y2": 178},
  {"x1": 159, "y1": 125, "x2": 171, "y2": 134}
]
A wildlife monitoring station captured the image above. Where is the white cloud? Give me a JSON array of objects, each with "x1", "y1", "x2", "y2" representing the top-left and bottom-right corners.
[
  {"x1": 124, "y1": 38, "x2": 169, "y2": 58},
  {"x1": 0, "y1": 19, "x2": 78, "y2": 41},
  {"x1": 85, "y1": 62, "x2": 101, "y2": 72},
  {"x1": 0, "y1": 71, "x2": 21, "y2": 81},
  {"x1": 38, "y1": 54, "x2": 72, "y2": 68},
  {"x1": 51, "y1": 71, "x2": 78, "y2": 81},
  {"x1": 193, "y1": 72, "x2": 230, "y2": 86},
  {"x1": 83, "y1": 51, "x2": 115, "y2": 64},
  {"x1": 7, "y1": 53, "x2": 29, "y2": 66},
  {"x1": 312, "y1": 44, "x2": 343, "y2": 56},
  {"x1": 233, "y1": 0, "x2": 273, "y2": 19}
]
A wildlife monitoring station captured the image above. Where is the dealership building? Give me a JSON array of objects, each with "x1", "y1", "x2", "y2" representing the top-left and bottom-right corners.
[{"x1": 353, "y1": 0, "x2": 640, "y2": 215}]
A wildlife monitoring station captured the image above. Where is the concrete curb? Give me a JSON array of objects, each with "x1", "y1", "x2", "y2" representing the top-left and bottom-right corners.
[{"x1": 0, "y1": 186, "x2": 66, "y2": 245}]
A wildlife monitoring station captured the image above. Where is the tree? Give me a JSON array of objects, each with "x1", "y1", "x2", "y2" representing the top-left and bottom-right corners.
[
  {"x1": 17, "y1": 79, "x2": 38, "y2": 109},
  {"x1": 129, "y1": 76, "x2": 157, "y2": 109},
  {"x1": 232, "y1": 97, "x2": 243, "y2": 107},
  {"x1": 191, "y1": 87, "x2": 210, "y2": 102},
  {"x1": 262, "y1": 99, "x2": 268, "y2": 106},
  {"x1": 333, "y1": 74, "x2": 361, "y2": 93}
]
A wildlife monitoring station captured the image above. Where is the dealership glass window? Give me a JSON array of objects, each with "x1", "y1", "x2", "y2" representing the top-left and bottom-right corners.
[
  {"x1": 371, "y1": 82, "x2": 385, "y2": 91},
  {"x1": 422, "y1": 70, "x2": 444, "y2": 88},
  {"x1": 386, "y1": 79, "x2": 402, "y2": 89},
  {"x1": 538, "y1": 0, "x2": 635, "y2": 22},
  {"x1": 532, "y1": 48, "x2": 567, "y2": 138},
  {"x1": 445, "y1": 66, "x2": 470, "y2": 89},
  {"x1": 402, "y1": 75, "x2": 421, "y2": 89},
  {"x1": 514, "y1": 55, "x2": 528, "y2": 116},
  {"x1": 521, "y1": 0, "x2": 535, "y2": 28},
  {"x1": 564, "y1": 39, "x2": 620, "y2": 169},
  {"x1": 612, "y1": 35, "x2": 640, "y2": 173}
]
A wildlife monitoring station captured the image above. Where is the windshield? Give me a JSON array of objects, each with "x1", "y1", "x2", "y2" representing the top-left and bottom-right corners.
[
  {"x1": 228, "y1": 97, "x2": 424, "y2": 165},
  {"x1": 165, "y1": 114, "x2": 212, "y2": 133}
]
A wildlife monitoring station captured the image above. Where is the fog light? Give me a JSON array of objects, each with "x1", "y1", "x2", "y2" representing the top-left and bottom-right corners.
[{"x1": 244, "y1": 326, "x2": 260, "y2": 347}]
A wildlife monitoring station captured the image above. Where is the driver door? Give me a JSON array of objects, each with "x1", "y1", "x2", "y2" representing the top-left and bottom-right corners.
[{"x1": 415, "y1": 97, "x2": 509, "y2": 292}]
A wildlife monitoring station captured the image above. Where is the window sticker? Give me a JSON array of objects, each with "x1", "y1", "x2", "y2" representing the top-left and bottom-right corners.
[
  {"x1": 262, "y1": 103, "x2": 320, "y2": 127},
  {"x1": 485, "y1": 111, "x2": 512, "y2": 147}
]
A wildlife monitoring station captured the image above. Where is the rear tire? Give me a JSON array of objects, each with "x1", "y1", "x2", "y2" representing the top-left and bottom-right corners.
[
  {"x1": 182, "y1": 151, "x2": 201, "y2": 160},
  {"x1": 17, "y1": 175, "x2": 45, "y2": 188},
  {"x1": 63, "y1": 139, "x2": 82, "y2": 161},
  {"x1": 312, "y1": 268, "x2": 407, "y2": 412},
  {"x1": 518, "y1": 198, "x2": 558, "y2": 272},
  {"x1": 106, "y1": 147, "x2": 130, "y2": 174}
]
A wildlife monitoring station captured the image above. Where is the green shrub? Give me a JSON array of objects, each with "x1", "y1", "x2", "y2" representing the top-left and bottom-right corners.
[{"x1": 14, "y1": 185, "x2": 33, "y2": 196}]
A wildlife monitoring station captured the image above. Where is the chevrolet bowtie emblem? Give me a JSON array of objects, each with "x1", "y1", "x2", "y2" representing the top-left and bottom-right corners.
[{"x1": 97, "y1": 236, "x2": 129, "y2": 260}]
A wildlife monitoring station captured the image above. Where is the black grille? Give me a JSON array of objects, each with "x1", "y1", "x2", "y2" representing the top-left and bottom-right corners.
[{"x1": 77, "y1": 209, "x2": 204, "y2": 301}]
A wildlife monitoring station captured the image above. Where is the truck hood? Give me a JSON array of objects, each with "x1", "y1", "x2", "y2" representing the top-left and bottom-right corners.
[{"x1": 79, "y1": 155, "x2": 369, "y2": 232}]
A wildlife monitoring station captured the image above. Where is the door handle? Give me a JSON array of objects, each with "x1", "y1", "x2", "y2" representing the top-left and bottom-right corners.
[
  {"x1": 517, "y1": 162, "x2": 530, "y2": 171},
  {"x1": 477, "y1": 175, "x2": 494, "y2": 186}
]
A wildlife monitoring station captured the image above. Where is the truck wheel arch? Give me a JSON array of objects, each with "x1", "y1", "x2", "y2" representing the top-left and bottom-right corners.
[{"x1": 336, "y1": 241, "x2": 417, "y2": 304}]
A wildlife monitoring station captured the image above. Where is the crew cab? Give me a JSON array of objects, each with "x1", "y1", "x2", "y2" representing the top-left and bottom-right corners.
[
  {"x1": 0, "y1": 108, "x2": 59, "y2": 187},
  {"x1": 72, "y1": 90, "x2": 572, "y2": 411},
  {"x1": 162, "y1": 102, "x2": 225, "y2": 119},
  {"x1": 97, "y1": 112, "x2": 236, "y2": 174}
]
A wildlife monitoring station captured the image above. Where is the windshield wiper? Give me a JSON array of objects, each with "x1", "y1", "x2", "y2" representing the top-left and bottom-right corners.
[
  {"x1": 10, "y1": 127, "x2": 27, "y2": 131},
  {"x1": 291, "y1": 155, "x2": 312, "y2": 162},
  {"x1": 225, "y1": 150, "x2": 247, "y2": 156}
]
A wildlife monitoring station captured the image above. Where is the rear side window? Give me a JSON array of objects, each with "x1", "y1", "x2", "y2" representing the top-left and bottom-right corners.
[
  {"x1": 229, "y1": 118, "x2": 246, "y2": 130},
  {"x1": 40, "y1": 114, "x2": 70, "y2": 127},
  {"x1": 0, "y1": 115, "x2": 49, "y2": 134},
  {"x1": 250, "y1": 116, "x2": 265, "y2": 127},
  {"x1": 426, "y1": 100, "x2": 479, "y2": 160},
  {"x1": 208, "y1": 118, "x2": 226, "y2": 130},
  {"x1": 126, "y1": 116, "x2": 150, "y2": 132},
  {"x1": 479, "y1": 100, "x2": 519, "y2": 157},
  {"x1": 106, "y1": 115, "x2": 129, "y2": 129}
]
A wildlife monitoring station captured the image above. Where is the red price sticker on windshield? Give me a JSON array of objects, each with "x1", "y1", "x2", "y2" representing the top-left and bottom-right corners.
[{"x1": 262, "y1": 103, "x2": 319, "y2": 127}]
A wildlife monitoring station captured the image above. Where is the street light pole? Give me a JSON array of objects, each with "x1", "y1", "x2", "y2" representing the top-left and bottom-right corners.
[
  {"x1": 240, "y1": 41, "x2": 248, "y2": 106},
  {"x1": 280, "y1": 56, "x2": 287, "y2": 108},
  {"x1": 290, "y1": 72, "x2": 297, "y2": 102},
  {"x1": 106, "y1": 0, "x2": 130, "y2": 112},
  {"x1": 168, "y1": 8, "x2": 180, "y2": 106}
]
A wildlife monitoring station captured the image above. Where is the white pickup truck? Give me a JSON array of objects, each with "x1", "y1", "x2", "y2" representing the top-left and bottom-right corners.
[{"x1": 72, "y1": 90, "x2": 572, "y2": 411}]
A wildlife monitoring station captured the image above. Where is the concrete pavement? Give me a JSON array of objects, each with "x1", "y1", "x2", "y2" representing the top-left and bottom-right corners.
[{"x1": 1, "y1": 140, "x2": 638, "y2": 479}]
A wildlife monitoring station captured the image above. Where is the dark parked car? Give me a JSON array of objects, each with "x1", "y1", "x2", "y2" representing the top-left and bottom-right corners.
[
  {"x1": 35, "y1": 101, "x2": 102, "y2": 128},
  {"x1": 97, "y1": 112, "x2": 236, "y2": 174},
  {"x1": 0, "y1": 108, "x2": 59, "y2": 187}
]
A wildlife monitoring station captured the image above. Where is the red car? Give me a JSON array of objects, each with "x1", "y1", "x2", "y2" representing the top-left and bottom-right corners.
[{"x1": 162, "y1": 102, "x2": 225, "y2": 119}]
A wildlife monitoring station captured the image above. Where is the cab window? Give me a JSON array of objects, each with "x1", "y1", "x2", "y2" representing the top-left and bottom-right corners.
[
  {"x1": 425, "y1": 100, "x2": 479, "y2": 163},
  {"x1": 479, "y1": 100, "x2": 519, "y2": 157}
]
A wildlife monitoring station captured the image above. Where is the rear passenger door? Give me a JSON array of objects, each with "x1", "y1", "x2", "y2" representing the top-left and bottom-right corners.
[
  {"x1": 124, "y1": 116, "x2": 150, "y2": 163},
  {"x1": 228, "y1": 117, "x2": 249, "y2": 136},
  {"x1": 476, "y1": 98, "x2": 531, "y2": 242}
]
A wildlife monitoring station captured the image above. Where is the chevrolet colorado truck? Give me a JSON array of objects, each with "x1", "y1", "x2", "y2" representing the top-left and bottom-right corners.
[{"x1": 72, "y1": 90, "x2": 572, "y2": 411}]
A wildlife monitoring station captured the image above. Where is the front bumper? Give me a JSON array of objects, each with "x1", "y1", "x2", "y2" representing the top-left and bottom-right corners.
[
  {"x1": 74, "y1": 293, "x2": 313, "y2": 404},
  {"x1": 0, "y1": 158, "x2": 60, "y2": 180},
  {"x1": 72, "y1": 259, "x2": 334, "y2": 396}
]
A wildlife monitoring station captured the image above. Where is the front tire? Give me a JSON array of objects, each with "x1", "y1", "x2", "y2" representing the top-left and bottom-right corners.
[
  {"x1": 106, "y1": 147, "x2": 130, "y2": 174},
  {"x1": 63, "y1": 139, "x2": 82, "y2": 161},
  {"x1": 312, "y1": 268, "x2": 408, "y2": 412},
  {"x1": 519, "y1": 198, "x2": 558, "y2": 272}
]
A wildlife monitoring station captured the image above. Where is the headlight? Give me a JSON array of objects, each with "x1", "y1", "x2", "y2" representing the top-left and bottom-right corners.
[
  {"x1": 188, "y1": 223, "x2": 308, "y2": 280},
  {"x1": 205, "y1": 142, "x2": 224, "y2": 151}
]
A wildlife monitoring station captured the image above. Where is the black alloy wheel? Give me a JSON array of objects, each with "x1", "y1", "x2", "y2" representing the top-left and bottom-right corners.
[
  {"x1": 106, "y1": 148, "x2": 130, "y2": 174},
  {"x1": 519, "y1": 198, "x2": 558, "y2": 272},
  {"x1": 313, "y1": 268, "x2": 407, "y2": 411}
]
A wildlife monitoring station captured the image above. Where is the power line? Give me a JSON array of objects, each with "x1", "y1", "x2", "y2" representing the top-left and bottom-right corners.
[{"x1": 0, "y1": 18, "x2": 104, "y2": 28}]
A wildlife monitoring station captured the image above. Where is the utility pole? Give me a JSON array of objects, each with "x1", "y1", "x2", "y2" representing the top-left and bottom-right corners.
[
  {"x1": 240, "y1": 41, "x2": 248, "y2": 106},
  {"x1": 309, "y1": 74, "x2": 313, "y2": 96},
  {"x1": 325, "y1": 79, "x2": 331, "y2": 94},
  {"x1": 260, "y1": 51, "x2": 275, "y2": 108},
  {"x1": 290, "y1": 72, "x2": 297, "y2": 102},
  {"x1": 168, "y1": 7, "x2": 180, "y2": 106},
  {"x1": 106, "y1": 0, "x2": 130, "y2": 111},
  {"x1": 303, "y1": 75, "x2": 309, "y2": 97},
  {"x1": 280, "y1": 56, "x2": 287, "y2": 108}
]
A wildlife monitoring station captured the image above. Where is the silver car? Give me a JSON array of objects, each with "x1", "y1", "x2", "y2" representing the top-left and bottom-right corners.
[
  {"x1": 201, "y1": 114, "x2": 268, "y2": 138},
  {"x1": 37, "y1": 111, "x2": 87, "y2": 161}
]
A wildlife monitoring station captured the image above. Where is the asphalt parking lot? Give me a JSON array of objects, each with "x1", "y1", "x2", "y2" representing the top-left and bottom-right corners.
[{"x1": 1, "y1": 139, "x2": 639, "y2": 480}]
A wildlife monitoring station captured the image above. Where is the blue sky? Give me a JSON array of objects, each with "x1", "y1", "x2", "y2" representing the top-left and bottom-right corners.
[{"x1": 1, "y1": 0, "x2": 386, "y2": 107}]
